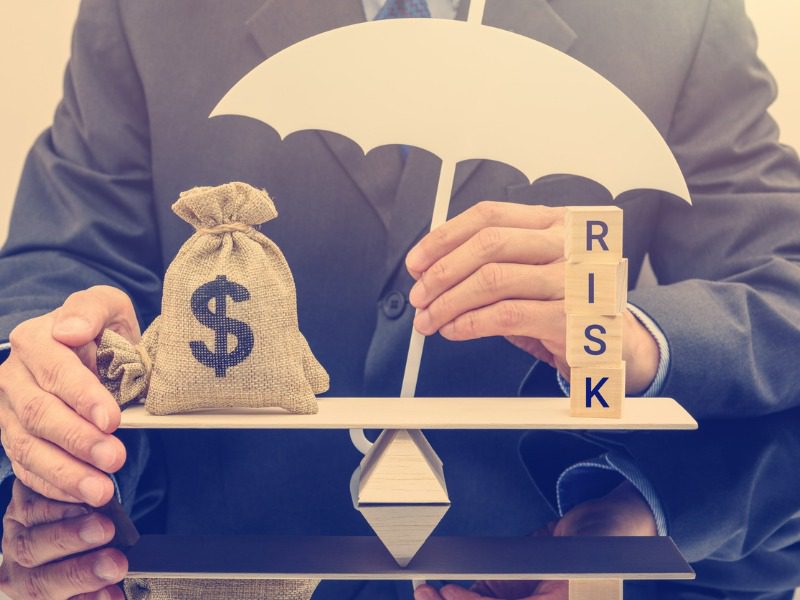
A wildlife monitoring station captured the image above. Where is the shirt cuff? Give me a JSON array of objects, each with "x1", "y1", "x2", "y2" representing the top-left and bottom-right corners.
[
  {"x1": 556, "y1": 452, "x2": 668, "y2": 536},
  {"x1": 0, "y1": 341, "x2": 10, "y2": 365},
  {"x1": 556, "y1": 302, "x2": 671, "y2": 398}
]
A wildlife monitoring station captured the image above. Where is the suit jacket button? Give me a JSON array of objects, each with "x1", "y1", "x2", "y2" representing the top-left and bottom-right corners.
[{"x1": 381, "y1": 291, "x2": 407, "y2": 319}]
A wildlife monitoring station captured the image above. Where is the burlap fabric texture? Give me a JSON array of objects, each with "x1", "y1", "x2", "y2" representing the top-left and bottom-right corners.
[
  {"x1": 124, "y1": 578, "x2": 320, "y2": 600},
  {"x1": 97, "y1": 182, "x2": 328, "y2": 415}
]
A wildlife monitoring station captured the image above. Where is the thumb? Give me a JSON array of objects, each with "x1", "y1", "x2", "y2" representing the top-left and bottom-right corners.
[{"x1": 52, "y1": 286, "x2": 141, "y2": 347}]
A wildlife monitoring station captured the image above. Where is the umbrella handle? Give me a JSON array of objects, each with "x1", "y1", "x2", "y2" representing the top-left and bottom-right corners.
[
  {"x1": 467, "y1": 0, "x2": 486, "y2": 25},
  {"x1": 400, "y1": 158, "x2": 457, "y2": 398}
]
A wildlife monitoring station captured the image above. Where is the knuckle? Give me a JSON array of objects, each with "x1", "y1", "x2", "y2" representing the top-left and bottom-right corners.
[
  {"x1": 8, "y1": 320, "x2": 33, "y2": 350},
  {"x1": 428, "y1": 226, "x2": 450, "y2": 249},
  {"x1": 475, "y1": 200, "x2": 499, "y2": 222},
  {"x1": 63, "y1": 559, "x2": 91, "y2": 591},
  {"x1": 35, "y1": 360, "x2": 65, "y2": 394},
  {"x1": 474, "y1": 227, "x2": 504, "y2": 258},
  {"x1": 462, "y1": 311, "x2": 480, "y2": 336},
  {"x1": 8, "y1": 432, "x2": 34, "y2": 466},
  {"x1": 17, "y1": 393, "x2": 50, "y2": 433},
  {"x1": 428, "y1": 295, "x2": 450, "y2": 323},
  {"x1": 90, "y1": 284, "x2": 131, "y2": 307},
  {"x1": 22, "y1": 572, "x2": 47, "y2": 600},
  {"x1": 13, "y1": 532, "x2": 37, "y2": 568},
  {"x1": 19, "y1": 494, "x2": 41, "y2": 528},
  {"x1": 425, "y1": 260, "x2": 449, "y2": 288},
  {"x1": 60, "y1": 423, "x2": 92, "y2": 459},
  {"x1": 497, "y1": 302, "x2": 524, "y2": 329},
  {"x1": 477, "y1": 263, "x2": 503, "y2": 292}
]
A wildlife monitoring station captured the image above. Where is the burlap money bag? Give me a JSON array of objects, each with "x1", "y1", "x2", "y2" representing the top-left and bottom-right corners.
[
  {"x1": 97, "y1": 182, "x2": 328, "y2": 414},
  {"x1": 124, "y1": 578, "x2": 320, "y2": 600}
]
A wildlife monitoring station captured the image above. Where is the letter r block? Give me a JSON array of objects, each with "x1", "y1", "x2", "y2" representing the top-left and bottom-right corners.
[
  {"x1": 570, "y1": 363, "x2": 625, "y2": 419},
  {"x1": 564, "y1": 206, "x2": 623, "y2": 263},
  {"x1": 566, "y1": 314, "x2": 623, "y2": 367},
  {"x1": 565, "y1": 259, "x2": 628, "y2": 315}
]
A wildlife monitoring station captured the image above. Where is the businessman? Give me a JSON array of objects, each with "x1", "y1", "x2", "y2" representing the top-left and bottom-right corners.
[{"x1": 1, "y1": 0, "x2": 799, "y2": 598}]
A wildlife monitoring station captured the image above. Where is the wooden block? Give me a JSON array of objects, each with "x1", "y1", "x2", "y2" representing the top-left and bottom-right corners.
[
  {"x1": 358, "y1": 429, "x2": 449, "y2": 504},
  {"x1": 566, "y1": 314, "x2": 623, "y2": 367},
  {"x1": 564, "y1": 206, "x2": 623, "y2": 264},
  {"x1": 565, "y1": 259, "x2": 628, "y2": 315},
  {"x1": 117, "y1": 397, "x2": 697, "y2": 430},
  {"x1": 569, "y1": 579, "x2": 622, "y2": 600},
  {"x1": 357, "y1": 503, "x2": 450, "y2": 567},
  {"x1": 570, "y1": 364, "x2": 625, "y2": 419}
]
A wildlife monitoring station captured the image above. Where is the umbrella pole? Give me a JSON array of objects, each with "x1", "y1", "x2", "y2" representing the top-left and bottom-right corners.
[{"x1": 400, "y1": 158, "x2": 457, "y2": 398}]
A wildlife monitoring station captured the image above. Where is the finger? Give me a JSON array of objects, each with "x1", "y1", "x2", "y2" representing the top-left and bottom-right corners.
[
  {"x1": 414, "y1": 584, "x2": 445, "y2": 600},
  {"x1": 409, "y1": 227, "x2": 563, "y2": 308},
  {"x1": 9, "y1": 512, "x2": 114, "y2": 568},
  {"x1": 530, "y1": 580, "x2": 569, "y2": 598},
  {"x1": 7, "y1": 460, "x2": 82, "y2": 505},
  {"x1": 414, "y1": 263, "x2": 564, "y2": 335},
  {"x1": 9, "y1": 318, "x2": 121, "y2": 432},
  {"x1": 439, "y1": 300, "x2": 565, "y2": 342},
  {"x1": 52, "y1": 286, "x2": 140, "y2": 347},
  {"x1": 71, "y1": 586, "x2": 127, "y2": 600},
  {"x1": 22, "y1": 547, "x2": 127, "y2": 599},
  {"x1": 3, "y1": 422, "x2": 115, "y2": 506},
  {"x1": 7, "y1": 365, "x2": 125, "y2": 472},
  {"x1": 6, "y1": 479, "x2": 89, "y2": 528},
  {"x1": 439, "y1": 584, "x2": 486, "y2": 599},
  {"x1": 407, "y1": 202, "x2": 564, "y2": 276}
]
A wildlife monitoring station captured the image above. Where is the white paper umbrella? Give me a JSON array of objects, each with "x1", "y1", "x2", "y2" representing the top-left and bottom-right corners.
[{"x1": 211, "y1": 1, "x2": 691, "y2": 400}]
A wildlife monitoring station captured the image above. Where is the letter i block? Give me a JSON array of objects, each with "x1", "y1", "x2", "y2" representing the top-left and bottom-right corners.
[
  {"x1": 570, "y1": 363, "x2": 625, "y2": 419},
  {"x1": 566, "y1": 314, "x2": 623, "y2": 367},
  {"x1": 564, "y1": 206, "x2": 623, "y2": 263},
  {"x1": 565, "y1": 259, "x2": 628, "y2": 315}
]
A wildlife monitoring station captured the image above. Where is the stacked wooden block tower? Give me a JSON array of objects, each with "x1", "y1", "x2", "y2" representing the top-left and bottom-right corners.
[{"x1": 564, "y1": 206, "x2": 628, "y2": 419}]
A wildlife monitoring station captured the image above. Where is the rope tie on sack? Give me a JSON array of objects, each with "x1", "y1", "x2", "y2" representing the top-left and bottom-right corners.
[
  {"x1": 196, "y1": 223, "x2": 254, "y2": 235},
  {"x1": 134, "y1": 342, "x2": 153, "y2": 386}
]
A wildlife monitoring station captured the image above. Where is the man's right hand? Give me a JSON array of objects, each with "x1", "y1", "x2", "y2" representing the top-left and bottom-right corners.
[{"x1": 0, "y1": 286, "x2": 138, "y2": 506}]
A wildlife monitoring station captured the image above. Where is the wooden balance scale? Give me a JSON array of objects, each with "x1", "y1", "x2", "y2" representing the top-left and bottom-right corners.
[{"x1": 118, "y1": 208, "x2": 698, "y2": 598}]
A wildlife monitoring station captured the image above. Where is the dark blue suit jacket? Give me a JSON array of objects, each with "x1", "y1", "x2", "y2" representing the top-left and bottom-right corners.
[{"x1": 1, "y1": 1, "x2": 799, "y2": 597}]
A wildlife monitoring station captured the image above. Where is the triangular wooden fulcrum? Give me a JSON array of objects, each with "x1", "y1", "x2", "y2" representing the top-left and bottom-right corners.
[
  {"x1": 357, "y1": 429, "x2": 449, "y2": 504},
  {"x1": 358, "y1": 503, "x2": 450, "y2": 568}
]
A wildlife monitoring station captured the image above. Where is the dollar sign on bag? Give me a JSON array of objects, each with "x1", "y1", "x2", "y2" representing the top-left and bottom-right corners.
[{"x1": 190, "y1": 275, "x2": 254, "y2": 377}]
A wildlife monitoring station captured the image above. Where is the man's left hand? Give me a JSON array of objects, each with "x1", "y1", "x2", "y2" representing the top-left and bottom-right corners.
[
  {"x1": 405, "y1": 202, "x2": 659, "y2": 394},
  {"x1": 413, "y1": 481, "x2": 657, "y2": 600}
]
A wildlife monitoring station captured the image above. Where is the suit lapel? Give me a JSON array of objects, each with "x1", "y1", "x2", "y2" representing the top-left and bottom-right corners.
[{"x1": 386, "y1": 0, "x2": 579, "y2": 276}]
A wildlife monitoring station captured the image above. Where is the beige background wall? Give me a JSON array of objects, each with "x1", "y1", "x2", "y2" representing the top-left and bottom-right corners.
[{"x1": 1, "y1": 0, "x2": 799, "y2": 247}]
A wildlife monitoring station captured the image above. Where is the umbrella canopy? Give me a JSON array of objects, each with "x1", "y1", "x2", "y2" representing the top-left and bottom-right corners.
[
  {"x1": 210, "y1": 13, "x2": 691, "y2": 401},
  {"x1": 211, "y1": 18, "x2": 690, "y2": 203}
]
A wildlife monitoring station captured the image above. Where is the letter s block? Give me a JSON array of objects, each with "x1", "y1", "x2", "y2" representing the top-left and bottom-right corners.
[
  {"x1": 570, "y1": 363, "x2": 625, "y2": 419},
  {"x1": 564, "y1": 206, "x2": 623, "y2": 263},
  {"x1": 565, "y1": 259, "x2": 628, "y2": 315},
  {"x1": 566, "y1": 314, "x2": 623, "y2": 367}
]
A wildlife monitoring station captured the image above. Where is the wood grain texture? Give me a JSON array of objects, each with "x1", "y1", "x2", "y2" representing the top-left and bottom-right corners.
[
  {"x1": 117, "y1": 397, "x2": 696, "y2": 430},
  {"x1": 564, "y1": 206, "x2": 623, "y2": 264},
  {"x1": 565, "y1": 259, "x2": 628, "y2": 315},
  {"x1": 357, "y1": 504, "x2": 450, "y2": 567},
  {"x1": 570, "y1": 364, "x2": 626, "y2": 419},
  {"x1": 125, "y1": 535, "x2": 695, "y2": 580},
  {"x1": 566, "y1": 314, "x2": 623, "y2": 367},
  {"x1": 569, "y1": 579, "x2": 623, "y2": 599},
  {"x1": 358, "y1": 429, "x2": 449, "y2": 503}
]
